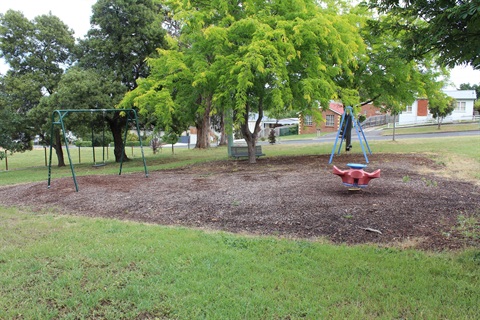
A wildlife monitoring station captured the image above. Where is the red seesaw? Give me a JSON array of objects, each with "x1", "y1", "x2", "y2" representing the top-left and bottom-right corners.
[{"x1": 333, "y1": 163, "x2": 381, "y2": 188}]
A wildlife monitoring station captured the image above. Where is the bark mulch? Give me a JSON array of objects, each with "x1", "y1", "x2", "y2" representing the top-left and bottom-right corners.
[{"x1": 1, "y1": 153, "x2": 478, "y2": 251}]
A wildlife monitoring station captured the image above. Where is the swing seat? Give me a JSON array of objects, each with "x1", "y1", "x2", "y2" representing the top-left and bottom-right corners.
[
  {"x1": 333, "y1": 165, "x2": 381, "y2": 188},
  {"x1": 92, "y1": 163, "x2": 107, "y2": 167}
]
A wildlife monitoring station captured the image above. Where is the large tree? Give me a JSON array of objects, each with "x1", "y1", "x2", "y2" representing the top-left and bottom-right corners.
[
  {"x1": 334, "y1": 5, "x2": 451, "y2": 140},
  {"x1": 30, "y1": 67, "x2": 127, "y2": 162},
  {"x1": 124, "y1": 0, "x2": 364, "y2": 162},
  {"x1": 0, "y1": 10, "x2": 75, "y2": 166},
  {"x1": 76, "y1": 0, "x2": 167, "y2": 162},
  {"x1": 367, "y1": 0, "x2": 480, "y2": 69},
  {"x1": 0, "y1": 76, "x2": 33, "y2": 157}
]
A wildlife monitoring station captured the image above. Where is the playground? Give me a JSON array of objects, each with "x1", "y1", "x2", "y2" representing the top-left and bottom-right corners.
[{"x1": 0, "y1": 152, "x2": 478, "y2": 251}]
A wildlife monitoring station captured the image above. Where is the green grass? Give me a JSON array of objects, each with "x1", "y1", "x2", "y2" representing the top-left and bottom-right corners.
[
  {"x1": 1, "y1": 137, "x2": 480, "y2": 318},
  {"x1": 0, "y1": 207, "x2": 478, "y2": 319},
  {"x1": 1, "y1": 135, "x2": 479, "y2": 186},
  {"x1": 381, "y1": 122, "x2": 479, "y2": 135}
]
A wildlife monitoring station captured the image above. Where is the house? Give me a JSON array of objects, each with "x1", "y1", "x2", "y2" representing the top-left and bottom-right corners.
[
  {"x1": 398, "y1": 90, "x2": 477, "y2": 125},
  {"x1": 248, "y1": 113, "x2": 299, "y2": 138},
  {"x1": 299, "y1": 102, "x2": 343, "y2": 134},
  {"x1": 299, "y1": 102, "x2": 384, "y2": 134}
]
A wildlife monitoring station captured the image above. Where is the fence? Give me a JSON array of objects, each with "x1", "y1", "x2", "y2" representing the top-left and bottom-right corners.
[
  {"x1": 387, "y1": 115, "x2": 480, "y2": 128},
  {"x1": 360, "y1": 115, "x2": 397, "y2": 128}
]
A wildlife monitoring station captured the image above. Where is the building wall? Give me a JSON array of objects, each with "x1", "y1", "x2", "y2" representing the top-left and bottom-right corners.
[
  {"x1": 300, "y1": 109, "x2": 341, "y2": 134},
  {"x1": 399, "y1": 90, "x2": 477, "y2": 124},
  {"x1": 358, "y1": 104, "x2": 383, "y2": 117},
  {"x1": 299, "y1": 104, "x2": 384, "y2": 134}
]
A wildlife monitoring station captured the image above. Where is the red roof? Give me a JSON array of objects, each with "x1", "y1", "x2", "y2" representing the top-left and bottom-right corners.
[{"x1": 329, "y1": 102, "x2": 344, "y2": 115}]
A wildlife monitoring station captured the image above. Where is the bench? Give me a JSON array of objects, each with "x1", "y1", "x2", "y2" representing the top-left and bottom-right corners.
[{"x1": 230, "y1": 145, "x2": 265, "y2": 159}]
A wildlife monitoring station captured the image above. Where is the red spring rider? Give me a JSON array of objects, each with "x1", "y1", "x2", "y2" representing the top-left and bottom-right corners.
[{"x1": 333, "y1": 163, "x2": 381, "y2": 188}]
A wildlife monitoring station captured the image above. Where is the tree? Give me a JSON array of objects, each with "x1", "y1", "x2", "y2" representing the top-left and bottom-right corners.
[
  {"x1": 337, "y1": 5, "x2": 450, "y2": 140},
  {"x1": 367, "y1": 0, "x2": 480, "y2": 69},
  {"x1": 29, "y1": 67, "x2": 127, "y2": 165},
  {"x1": 126, "y1": 0, "x2": 364, "y2": 162},
  {"x1": 0, "y1": 10, "x2": 75, "y2": 166},
  {"x1": 76, "y1": 0, "x2": 167, "y2": 162},
  {"x1": 429, "y1": 94, "x2": 456, "y2": 129},
  {"x1": 0, "y1": 77, "x2": 33, "y2": 156}
]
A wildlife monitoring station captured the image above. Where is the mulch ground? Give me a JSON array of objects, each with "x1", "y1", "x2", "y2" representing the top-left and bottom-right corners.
[{"x1": 1, "y1": 153, "x2": 478, "y2": 251}]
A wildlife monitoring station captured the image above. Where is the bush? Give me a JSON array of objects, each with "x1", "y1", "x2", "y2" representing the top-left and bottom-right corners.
[
  {"x1": 268, "y1": 129, "x2": 276, "y2": 144},
  {"x1": 75, "y1": 141, "x2": 93, "y2": 147}
]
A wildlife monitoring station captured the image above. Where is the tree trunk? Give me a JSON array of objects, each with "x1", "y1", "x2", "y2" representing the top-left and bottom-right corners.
[
  {"x1": 54, "y1": 129, "x2": 66, "y2": 167},
  {"x1": 109, "y1": 116, "x2": 129, "y2": 163},
  {"x1": 239, "y1": 99, "x2": 263, "y2": 164},
  {"x1": 195, "y1": 94, "x2": 212, "y2": 149},
  {"x1": 392, "y1": 114, "x2": 396, "y2": 141},
  {"x1": 241, "y1": 121, "x2": 257, "y2": 163},
  {"x1": 219, "y1": 111, "x2": 227, "y2": 146}
]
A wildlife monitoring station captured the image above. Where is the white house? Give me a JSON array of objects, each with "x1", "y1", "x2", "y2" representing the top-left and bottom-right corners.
[
  {"x1": 248, "y1": 113, "x2": 299, "y2": 137},
  {"x1": 398, "y1": 90, "x2": 477, "y2": 125}
]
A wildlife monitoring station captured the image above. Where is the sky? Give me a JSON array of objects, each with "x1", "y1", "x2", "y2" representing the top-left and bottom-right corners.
[{"x1": 0, "y1": 0, "x2": 479, "y2": 88}]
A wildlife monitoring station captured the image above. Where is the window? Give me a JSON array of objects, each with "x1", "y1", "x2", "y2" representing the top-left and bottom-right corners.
[
  {"x1": 326, "y1": 115, "x2": 335, "y2": 127},
  {"x1": 404, "y1": 105, "x2": 413, "y2": 113},
  {"x1": 456, "y1": 101, "x2": 466, "y2": 112},
  {"x1": 304, "y1": 115, "x2": 313, "y2": 126}
]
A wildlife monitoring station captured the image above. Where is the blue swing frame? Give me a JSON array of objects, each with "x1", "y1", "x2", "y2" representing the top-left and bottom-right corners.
[{"x1": 328, "y1": 106, "x2": 372, "y2": 164}]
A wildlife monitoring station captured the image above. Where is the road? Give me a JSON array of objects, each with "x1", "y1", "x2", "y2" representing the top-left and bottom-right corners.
[{"x1": 276, "y1": 129, "x2": 480, "y2": 145}]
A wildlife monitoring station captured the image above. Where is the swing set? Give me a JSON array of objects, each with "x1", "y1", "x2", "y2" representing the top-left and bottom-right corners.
[
  {"x1": 47, "y1": 109, "x2": 148, "y2": 192},
  {"x1": 328, "y1": 106, "x2": 372, "y2": 164}
]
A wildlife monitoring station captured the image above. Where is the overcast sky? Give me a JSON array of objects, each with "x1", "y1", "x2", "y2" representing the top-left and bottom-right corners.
[{"x1": 0, "y1": 0, "x2": 479, "y2": 88}]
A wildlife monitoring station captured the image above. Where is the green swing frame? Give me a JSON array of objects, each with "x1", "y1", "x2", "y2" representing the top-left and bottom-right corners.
[{"x1": 47, "y1": 109, "x2": 148, "y2": 192}]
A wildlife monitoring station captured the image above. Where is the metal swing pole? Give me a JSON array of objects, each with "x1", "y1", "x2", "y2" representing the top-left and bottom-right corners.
[
  {"x1": 91, "y1": 111, "x2": 96, "y2": 165},
  {"x1": 352, "y1": 116, "x2": 369, "y2": 164},
  {"x1": 102, "y1": 111, "x2": 106, "y2": 164},
  {"x1": 48, "y1": 110, "x2": 79, "y2": 191},
  {"x1": 118, "y1": 109, "x2": 149, "y2": 177},
  {"x1": 48, "y1": 108, "x2": 148, "y2": 191},
  {"x1": 329, "y1": 110, "x2": 347, "y2": 164}
]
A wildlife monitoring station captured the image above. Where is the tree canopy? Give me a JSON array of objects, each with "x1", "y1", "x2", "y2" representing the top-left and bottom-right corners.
[
  {"x1": 367, "y1": 0, "x2": 480, "y2": 69},
  {"x1": 0, "y1": 10, "x2": 75, "y2": 163},
  {"x1": 122, "y1": 0, "x2": 365, "y2": 161}
]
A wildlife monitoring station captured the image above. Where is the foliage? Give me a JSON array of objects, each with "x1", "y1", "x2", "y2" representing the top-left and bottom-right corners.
[
  {"x1": 76, "y1": 0, "x2": 167, "y2": 90},
  {"x1": 367, "y1": 0, "x2": 480, "y2": 69},
  {"x1": 73, "y1": 0, "x2": 167, "y2": 161},
  {"x1": 268, "y1": 129, "x2": 276, "y2": 144},
  {"x1": 0, "y1": 10, "x2": 75, "y2": 95},
  {"x1": 0, "y1": 11, "x2": 74, "y2": 156},
  {"x1": 344, "y1": 5, "x2": 449, "y2": 116},
  {"x1": 127, "y1": 0, "x2": 365, "y2": 161},
  {"x1": 429, "y1": 94, "x2": 456, "y2": 129},
  {"x1": 0, "y1": 79, "x2": 33, "y2": 153},
  {"x1": 162, "y1": 130, "x2": 179, "y2": 145}
]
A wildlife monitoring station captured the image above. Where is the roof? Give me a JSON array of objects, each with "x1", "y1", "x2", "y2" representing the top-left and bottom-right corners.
[
  {"x1": 443, "y1": 90, "x2": 477, "y2": 100},
  {"x1": 248, "y1": 113, "x2": 299, "y2": 125},
  {"x1": 328, "y1": 102, "x2": 344, "y2": 115}
]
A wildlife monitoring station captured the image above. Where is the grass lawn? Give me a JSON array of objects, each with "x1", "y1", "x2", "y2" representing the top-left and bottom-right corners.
[
  {"x1": 381, "y1": 122, "x2": 479, "y2": 135},
  {"x1": 0, "y1": 136, "x2": 479, "y2": 318},
  {"x1": 1, "y1": 207, "x2": 479, "y2": 319}
]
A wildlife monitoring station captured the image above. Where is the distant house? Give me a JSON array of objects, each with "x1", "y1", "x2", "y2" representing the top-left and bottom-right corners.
[
  {"x1": 299, "y1": 102, "x2": 384, "y2": 134},
  {"x1": 398, "y1": 90, "x2": 477, "y2": 125},
  {"x1": 299, "y1": 102, "x2": 343, "y2": 134},
  {"x1": 247, "y1": 113, "x2": 299, "y2": 137}
]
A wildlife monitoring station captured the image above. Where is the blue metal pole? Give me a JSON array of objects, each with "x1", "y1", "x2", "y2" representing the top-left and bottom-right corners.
[
  {"x1": 329, "y1": 110, "x2": 346, "y2": 164},
  {"x1": 353, "y1": 118, "x2": 369, "y2": 163}
]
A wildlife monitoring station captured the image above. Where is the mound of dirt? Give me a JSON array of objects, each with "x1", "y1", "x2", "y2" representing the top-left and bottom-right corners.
[{"x1": 1, "y1": 153, "x2": 478, "y2": 250}]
